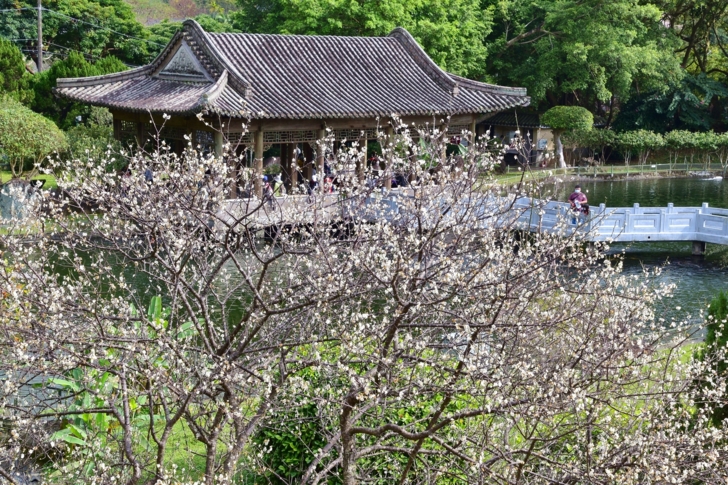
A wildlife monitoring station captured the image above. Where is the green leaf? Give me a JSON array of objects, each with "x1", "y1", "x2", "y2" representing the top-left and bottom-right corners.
[
  {"x1": 48, "y1": 378, "x2": 80, "y2": 392},
  {"x1": 50, "y1": 428, "x2": 87, "y2": 446}
]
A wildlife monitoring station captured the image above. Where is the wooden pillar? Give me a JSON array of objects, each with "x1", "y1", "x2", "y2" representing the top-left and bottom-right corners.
[
  {"x1": 303, "y1": 143, "x2": 314, "y2": 185},
  {"x1": 137, "y1": 121, "x2": 145, "y2": 149},
  {"x1": 281, "y1": 143, "x2": 298, "y2": 192},
  {"x1": 288, "y1": 143, "x2": 298, "y2": 192},
  {"x1": 280, "y1": 142, "x2": 289, "y2": 190},
  {"x1": 384, "y1": 126, "x2": 393, "y2": 190},
  {"x1": 317, "y1": 128, "x2": 326, "y2": 191},
  {"x1": 214, "y1": 131, "x2": 224, "y2": 158},
  {"x1": 254, "y1": 130, "x2": 264, "y2": 198},
  {"x1": 470, "y1": 118, "x2": 477, "y2": 145},
  {"x1": 357, "y1": 138, "x2": 367, "y2": 183},
  {"x1": 440, "y1": 124, "x2": 448, "y2": 163}
]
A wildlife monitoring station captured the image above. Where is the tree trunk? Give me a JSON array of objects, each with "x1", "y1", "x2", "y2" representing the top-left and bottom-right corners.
[
  {"x1": 555, "y1": 131, "x2": 566, "y2": 168},
  {"x1": 340, "y1": 402, "x2": 357, "y2": 485}
]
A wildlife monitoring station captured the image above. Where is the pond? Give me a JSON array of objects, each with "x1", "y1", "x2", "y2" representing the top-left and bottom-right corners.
[{"x1": 545, "y1": 177, "x2": 728, "y2": 332}]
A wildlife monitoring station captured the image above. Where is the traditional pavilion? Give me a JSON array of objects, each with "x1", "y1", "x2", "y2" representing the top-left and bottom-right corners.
[{"x1": 56, "y1": 19, "x2": 529, "y2": 197}]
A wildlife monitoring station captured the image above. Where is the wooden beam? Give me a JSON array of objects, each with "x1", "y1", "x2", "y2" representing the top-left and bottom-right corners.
[{"x1": 214, "y1": 114, "x2": 481, "y2": 134}]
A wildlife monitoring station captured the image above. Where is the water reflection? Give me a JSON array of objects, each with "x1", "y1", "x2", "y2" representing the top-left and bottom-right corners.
[{"x1": 542, "y1": 177, "x2": 728, "y2": 330}]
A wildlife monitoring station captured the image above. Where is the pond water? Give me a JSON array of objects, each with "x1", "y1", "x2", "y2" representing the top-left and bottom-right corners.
[{"x1": 544, "y1": 177, "x2": 728, "y2": 332}]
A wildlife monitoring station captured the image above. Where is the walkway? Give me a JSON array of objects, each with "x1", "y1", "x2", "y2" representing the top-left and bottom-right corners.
[{"x1": 220, "y1": 190, "x2": 728, "y2": 254}]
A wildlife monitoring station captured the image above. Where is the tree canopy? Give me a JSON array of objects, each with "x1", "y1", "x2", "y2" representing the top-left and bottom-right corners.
[
  {"x1": 542, "y1": 106, "x2": 594, "y2": 132},
  {"x1": 542, "y1": 106, "x2": 594, "y2": 167},
  {"x1": 0, "y1": 0, "x2": 158, "y2": 66},
  {"x1": 0, "y1": 38, "x2": 33, "y2": 104},
  {"x1": 483, "y1": 0, "x2": 682, "y2": 115},
  {"x1": 0, "y1": 97, "x2": 67, "y2": 177},
  {"x1": 31, "y1": 52, "x2": 127, "y2": 130},
  {"x1": 232, "y1": 0, "x2": 492, "y2": 78}
]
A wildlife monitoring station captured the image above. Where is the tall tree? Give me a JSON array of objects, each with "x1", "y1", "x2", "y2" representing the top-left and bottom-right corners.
[
  {"x1": 484, "y1": 0, "x2": 682, "y2": 117},
  {"x1": 31, "y1": 52, "x2": 126, "y2": 129},
  {"x1": 232, "y1": 0, "x2": 492, "y2": 78},
  {"x1": 0, "y1": 38, "x2": 33, "y2": 104},
  {"x1": 0, "y1": 0, "x2": 157, "y2": 66}
]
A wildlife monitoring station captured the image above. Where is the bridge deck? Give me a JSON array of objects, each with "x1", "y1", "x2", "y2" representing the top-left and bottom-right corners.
[{"x1": 219, "y1": 189, "x2": 728, "y2": 247}]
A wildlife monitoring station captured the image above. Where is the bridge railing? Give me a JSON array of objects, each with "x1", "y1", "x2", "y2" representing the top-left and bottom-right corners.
[
  {"x1": 219, "y1": 190, "x2": 728, "y2": 247},
  {"x1": 511, "y1": 198, "x2": 728, "y2": 244}
]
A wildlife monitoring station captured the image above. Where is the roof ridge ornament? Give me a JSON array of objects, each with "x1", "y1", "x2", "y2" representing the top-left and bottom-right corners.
[{"x1": 197, "y1": 70, "x2": 229, "y2": 111}]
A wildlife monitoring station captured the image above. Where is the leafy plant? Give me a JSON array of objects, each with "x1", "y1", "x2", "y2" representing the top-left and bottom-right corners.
[
  {"x1": 616, "y1": 129, "x2": 663, "y2": 168},
  {"x1": 562, "y1": 128, "x2": 616, "y2": 165},
  {"x1": 31, "y1": 52, "x2": 127, "y2": 130},
  {"x1": 0, "y1": 97, "x2": 67, "y2": 178},
  {"x1": 0, "y1": 38, "x2": 34, "y2": 104},
  {"x1": 65, "y1": 107, "x2": 124, "y2": 172},
  {"x1": 697, "y1": 291, "x2": 728, "y2": 426},
  {"x1": 542, "y1": 106, "x2": 594, "y2": 168}
]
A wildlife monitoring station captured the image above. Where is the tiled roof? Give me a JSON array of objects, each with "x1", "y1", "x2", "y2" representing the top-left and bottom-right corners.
[{"x1": 57, "y1": 20, "x2": 529, "y2": 120}]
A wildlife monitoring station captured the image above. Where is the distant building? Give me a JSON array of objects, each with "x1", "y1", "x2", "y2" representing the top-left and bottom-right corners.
[{"x1": 56, "y1": 20, "x2": 530, "y2": 195}]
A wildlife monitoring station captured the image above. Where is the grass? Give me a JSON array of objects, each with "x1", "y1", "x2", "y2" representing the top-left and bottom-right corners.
[
  {"x1": 495, "y1": 161, "x2": 728, "y2": 186},
  {"x1": 1, "y1": 171, "x2": 58, "y2": 190}
]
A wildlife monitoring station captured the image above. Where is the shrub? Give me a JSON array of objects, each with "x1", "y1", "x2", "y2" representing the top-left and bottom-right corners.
[
  {"x1": 616, "y1": 129, "x2": 663, "y2": 166},
  {"x1": 0, "y1": 97, "x2": 67, "y2": 177},
  {"x1": 64, "y1": 107, "x2": 124, "y2": 172},
  {"x1": 542, "y1": 106, "x2": 594, "y2": 168}
]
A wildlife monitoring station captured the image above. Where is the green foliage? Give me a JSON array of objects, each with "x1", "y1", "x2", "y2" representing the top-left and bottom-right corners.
[
  {"x1": 0, "y1": 38, "x2": 33, "y2": 104},
  {"x1": 65, "y1": 107, "x2": 124, "y2": 172},
  {"x1": 542, "y1": 106, "x2": 594, "y2": 132},
  {"x1": 613, "y1": 73, "x2": 728, "y2": 132},
  {"x1": 699, "y1": 291, "x2": 728, "y2": 426},
  {"x1": 147, "y1": 14, "x2": 238, "y2": 47},
  {"x1": 615, "y1": 129, "x2": 663, "y2": 164},
  {"x1": 663, "y1": 129, "x2": 700, "y2": 154},
  {"x1": 252, "y1": 402, "x2": 329, "y2": 484},
  {"x1": 562, "y1": 128, "x2": 616, "y2": 163},
  {"x1": 194, "y1": 13, "x2": 239, "y2": 33},
  {"x1": 232, "y1": 0, "x2": 492, "y2": 78},
  {"x1": 31, "y1": 52, "x2": 127, "y2": 130},
  {"x1": 0, "y1": 0, "x2": 156, "y2": 65},
  {"x1": 0, "y1": 97, "x2": 67, "y2": 177},
  {"x1": 484, "y1": 0, "x2": 682, "y2": 110}
]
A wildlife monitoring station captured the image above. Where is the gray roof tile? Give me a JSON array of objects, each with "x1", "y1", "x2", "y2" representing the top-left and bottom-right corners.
[{"x1": 57, "y1": 20, "x2": 529, "y2": 120}]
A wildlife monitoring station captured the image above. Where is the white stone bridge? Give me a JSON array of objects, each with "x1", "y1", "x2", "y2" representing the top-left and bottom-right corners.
[
  {"x1": 220, "y1": 189, "x2": 728, "y2": 255},
  {"x1": 511, "y1": 198, "x2": 728, "y2": 255}
]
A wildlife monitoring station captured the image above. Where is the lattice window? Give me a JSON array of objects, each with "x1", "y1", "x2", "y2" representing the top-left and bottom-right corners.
[
  {"x1": 119, "y1": 120, "x2": 137, "y2": 144},
  {"x1": 162, "y1": 127, "x2": 189, "y2": 140},
  {"x1": 447, "y1": 124, "x2": 471, "y2": 135},
  {"x1": 334, "y1": 128, "x2": 379, "y2": 141},
  {"x1": 263, "y1": 130, "x2": 318, "y2": 144},
  {"x1": 226, "y1": 132, "x2": 252, "y2": 145},
  {"x1": 195, "y1": 130, "x2": 214, "y2": 148}
]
